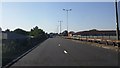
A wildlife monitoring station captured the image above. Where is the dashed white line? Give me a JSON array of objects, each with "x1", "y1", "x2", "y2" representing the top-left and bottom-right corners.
[
  {"x1": 58, "y1": 44, "x2": 68, "y2": 54},
  {"x1": 58, "y1": 44, "x2": 61, "y2": 47},
  {"x1": 64, "y1": 50, "x2": 68, "y2": 54}
]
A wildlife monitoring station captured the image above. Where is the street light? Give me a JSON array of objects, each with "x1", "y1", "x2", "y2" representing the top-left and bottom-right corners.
[
  {"x1": 58, "y1": 21, "x2": 63, "y2": 34},
  {"x1": 115, "y1": 0, "x2": 120, "y2": 46},
  {"x1": 115, "y1": 0, "x2": 120, "y2": 47},
  {"x1": 63, "y1": 9, "x2": 72, "y2": 36}
]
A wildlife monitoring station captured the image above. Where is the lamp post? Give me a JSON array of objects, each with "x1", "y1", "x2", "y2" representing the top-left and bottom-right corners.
[
  {"x1": 115, "y1": 0, "x2": 120, "y2": 47},
  {"x1": 63, "y1": 9, "x2": 72, "y2": 36},
  {"x1": 58, "y1": 21, "x2": 63, "y2": 34},
  {"x1": 56, "y1": 25, "x2": 59, "y2": 34}
]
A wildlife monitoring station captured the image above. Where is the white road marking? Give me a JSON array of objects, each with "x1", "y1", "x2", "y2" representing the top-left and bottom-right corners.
[
  {"x1": 102, "y1": 46, "x2": 110, "y2": 49},
  {"x1": 64, "y1": 50, "x2": 68, "y2": 54},
  {"x1": 58, "y1": 44, "x2": 68, "y2": 54},
  {"x1": 58, "y1": 44, "x2": 60, "y2": 47}
]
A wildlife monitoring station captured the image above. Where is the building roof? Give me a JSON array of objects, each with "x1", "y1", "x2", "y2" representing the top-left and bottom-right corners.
[{"x1": 69, "y1": 31, "x2": 75, "y2": 34}]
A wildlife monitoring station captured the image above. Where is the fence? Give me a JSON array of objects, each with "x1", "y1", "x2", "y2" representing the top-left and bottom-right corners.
[
  {"x1": 70, "y1": 35, "x2": 120, "y2": 46},
  {"x1": 72, "y1": 35, "x2": 118, "y2": 40}
]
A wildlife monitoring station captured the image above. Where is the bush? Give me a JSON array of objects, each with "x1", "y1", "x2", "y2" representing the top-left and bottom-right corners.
[{"x1": 2, "y1": 36, "x2": 48, "y2": 67}]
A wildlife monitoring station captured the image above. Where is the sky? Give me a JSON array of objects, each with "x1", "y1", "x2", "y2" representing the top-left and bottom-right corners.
[
  {"x1": 1, "y1": 2, "x2": 120, "y2": 33},
  {"x1": 1, "y1": 0, "x2": 119, "y2": 2}
]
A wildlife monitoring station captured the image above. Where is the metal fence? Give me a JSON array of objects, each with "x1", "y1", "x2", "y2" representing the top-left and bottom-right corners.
[{"x1": 72, "y1": 35, "x2": 118, "y2": 40}]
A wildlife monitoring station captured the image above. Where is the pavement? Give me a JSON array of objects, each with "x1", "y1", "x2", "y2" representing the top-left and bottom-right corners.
[{"x1": 11, "y1": 37, "x2": 118, "y2": 66}]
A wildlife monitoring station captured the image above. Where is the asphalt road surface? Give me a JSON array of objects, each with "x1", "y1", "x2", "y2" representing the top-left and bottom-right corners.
[{"x1": 12, "y1": 37, "x2": 118, "y2": 66}]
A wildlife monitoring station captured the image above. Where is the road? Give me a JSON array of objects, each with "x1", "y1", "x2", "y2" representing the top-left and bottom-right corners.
[{"x1": 11, "y1": 37, "x2": 118, "y2": 66}]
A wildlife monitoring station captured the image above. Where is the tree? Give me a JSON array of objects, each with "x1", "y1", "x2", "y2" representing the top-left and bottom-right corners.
[
  {"x1": 13, "y1": 28, "x2": 28, "y2": 36},
  {"x1": 5, "y1": 29, "x2": 10, "y2": 32},
  {"x1": 62, "y1": 30, "x2": 68, "y2": 36},
  {"x1": 29, "y1": 26, "x2": 46, "y2": 38},
  {"x1": 89, "y1": 29, "x2": 98, "y2": 31}
]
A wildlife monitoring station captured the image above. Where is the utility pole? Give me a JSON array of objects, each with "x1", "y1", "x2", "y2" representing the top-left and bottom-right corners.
[
  {"x1": 63, "y1": 9, "x2": 72, "y2": 36},
  {"x1": 56, "y1": 25, "x2": 59, "y2": 34},
  {"x1": 115, "y1": 0, "x2": 120, "y2": 47},
  {"x1": 58, "y1": 21, "x2": 63, "y2": 34}
]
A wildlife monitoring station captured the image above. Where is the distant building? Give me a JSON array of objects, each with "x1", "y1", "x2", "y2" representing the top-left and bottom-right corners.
[
  {"x1": 74, "y1": 30, "x2": 118, "y2": 36},
  {"x1": 68, "y1": 31, "x2": 75, "y2": 37},
  {"x1": 2, "y1": 31, "x2": 28, "y2": 40}
]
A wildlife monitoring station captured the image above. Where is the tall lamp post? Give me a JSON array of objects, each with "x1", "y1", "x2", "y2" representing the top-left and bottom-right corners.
[
  {"x1": 58, "y1": 21, "x2": 63, "y2": 34},
  {"x1": 115, "y1": 0, "x2": 120, "y2": 47},
  {"x1": 63, "y1": 9, "x2": 72, "y2": 36}
]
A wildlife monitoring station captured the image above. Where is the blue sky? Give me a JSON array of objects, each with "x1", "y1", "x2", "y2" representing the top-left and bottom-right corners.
[{"x1": 1, "y1": 2, "x2": 119, "y2": 33}]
